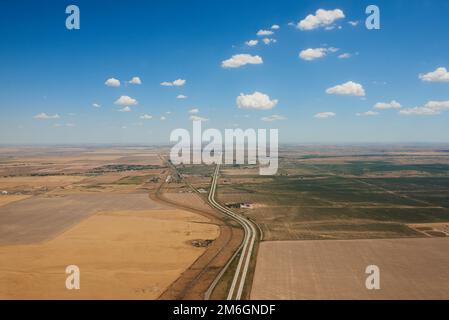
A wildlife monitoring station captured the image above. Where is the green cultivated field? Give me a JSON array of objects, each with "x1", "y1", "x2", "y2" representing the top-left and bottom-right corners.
[{"x1": 216, "y1": 148, "x2": 449, "y2": 240}]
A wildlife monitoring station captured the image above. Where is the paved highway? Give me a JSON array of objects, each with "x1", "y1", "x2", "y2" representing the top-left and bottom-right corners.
[{"x1": 206, "y1": 164, "x2": 258, "y2": 300}]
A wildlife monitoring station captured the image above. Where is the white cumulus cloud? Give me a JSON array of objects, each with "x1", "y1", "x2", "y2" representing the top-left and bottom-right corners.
[
  {"x1": 34, "y1": 112, "x2": 60, "y2": 120},
  {"x1": 298, "y1": 9, "x2": 345, "y2": 30},
  {"x1": 262, "y1": 38, "x2": 277, "y2": 45},
  {"x1": 400, "y1": 100, "x2": 449, "y2": 116},
  {"x1": 129, "y1": 76, "x2": 142, "y2": 85},
  {"x1": 236, "y1": 91, "x2": 278, "y2": 110},
  {"x1": 119, "y1": 106, "x2": 131, "y2": 112},
  {"x1": 114, "y1": 95, "x2": 138, "y2": 106},
  {"x1": 190, "y1": 115, "x2": 208, "y2": 121},
  {"x1": 419, "y1": 67, "x2": 449, "y2": 83},
  {"x1": 271, "y1": 24, "x2": 280, "y2": 30},
  {"x1": 261, "y1": 114, "x2": 286, "y2": 122},
  {"x1": 338, "y1": 53, "x2": 352, "y2": 59},
  {"x1": 246, "y1": 40, "x2": 258, "y2": 46},
  {"x1": 177, "y1": 94, "x2": 188, "y2": 99},
  {"x1": 314, "y1": 112, "x2": 336, "y2": 118},
  {"x1": 189, "y1": 108, "x2": 199, "y2": 114},
  {"x1": 299, "y1": 47, "x2": 339, "y2": 61},
  {"x1": 92, "y1": 103, "x2": 101, "y2": 108},
  {"x1": 374, "y1": 100, "x2": 402, "y2": 109},
  {"x1": 161, "y1": 79, "x2": 186, "y2": 87},
  {"x1": 222, "y1": 54, "x2": 263, "y2": 68},
  {"x1": 356, "y1": 110, "x2": 379, "y2": 116},
  {"x1": 105, "y1": 78, "x2": 120, "y2": 87},
  {"x1": 257, "y1": 29, "x2": 274, "y2": 36},
  {"x1": 140, "y1": 114, "x2": 152, "y2": 119},
  {"x1": 299, "y1": 48, "x2": 328, "y2": 61},
  {"x1": 326, "y1": 81, "x2": 365, "y2": 97}
]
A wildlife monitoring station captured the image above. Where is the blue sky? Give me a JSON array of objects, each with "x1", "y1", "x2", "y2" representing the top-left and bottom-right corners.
[{"x1": 1, "y1": 0, "x2": 449, "y2": 144}]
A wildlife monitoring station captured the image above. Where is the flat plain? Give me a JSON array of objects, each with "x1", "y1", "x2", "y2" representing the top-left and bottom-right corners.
[
  {"x1": 251, "y1": 238, "x2": 449, "y2": 300},
  {"x1": 0, "y1": 146, "x2": 220, "y2": 299},
  {"x1": 217, "y1": 146, "x2": 449, "y2": 240},
  {"x1": 2, "y1": 145, "x2": 449, "y2": 300},
  {"x1": 0, "y1": 208, "x2": 218, "y2": 299}
]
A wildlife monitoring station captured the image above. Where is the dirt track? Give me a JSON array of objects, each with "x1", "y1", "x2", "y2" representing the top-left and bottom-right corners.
[{"x1": 152, "y1": 188, "x2": 243, "y2": 300}]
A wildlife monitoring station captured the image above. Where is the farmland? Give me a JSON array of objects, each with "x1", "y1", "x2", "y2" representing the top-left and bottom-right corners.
[
  {"x1": 216, "y1": 146, "x2": 449, "y2": 240},
  {"x1": 0, "y1": 146, "x2": 221, "y2": 299},
  {"x1": 2, "y1": 145, "x2": 449, "y2": 300},
  {"x1": 251, "y1": 238, "x2": 449, "y2": 300},
  {"x1": 0, "y1": 208, "x2": 218, "y2": 299}
]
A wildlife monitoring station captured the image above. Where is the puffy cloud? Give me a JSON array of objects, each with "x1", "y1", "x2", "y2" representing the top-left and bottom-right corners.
[
  {"x1": 177, "y1": 94, "x2": 188, "y2": 99},
  {"x1": 34, "y1": 112, "x2": 60, "y2": 119},
  {"x1": 189, "y1": 108, "x2": 199, "y2": 114},
  {"x1": 129, "y1": 76, "x2": 142, "y2": 85},
  {"x1": 299, "y1": 47, "x2": 338, "y2": 61},
  {"x1": 298, "y1": 9, "x2": 345, "y2": 30},
  {"x1": 236, "y1": 91, "x2": 278, "y2": 110},
  {"x1": 326, "y1": 81, "x2": 365, "y2": 96},
  {"x1": 419, "y1": 67, "x2": 449, "y2": 83},
  {"x1": 140, "y1": 114, "x2": 152, "y2": 120},
  {"x1": 262, "y1": 38, "x2": 277, "y2": 45},
  {"x1": 173, "y1": 79, "x2": 186, "y2": 86},
  {"x1": 257, "y1": 29, "x2": 274, "y2": 36},
  {"x1": 399, "y1": 107, "x2": 438, "y2": 116},
  {"x1": 400, "y1": 100, "x2": 449, "y2": 116},
  {"x1": 222, "y1": 54, "x2": 263, "y2": 68},
  {"x1": 119, "y1": 106, "x2": 131, "y2": 112},
  {"x1": 261, "y1": 114, "x2": 286, "y2": 122},
  {"x1": 161, "y1": 79, "x2": 186, "y2": 86},
  {"x1": 92, "y1": 103, "x2": 101, "y2": 108},
  {"x1": 299, "y1": 48, "x2": 327, "y2": 61},
  {"x1": 356, "y1": 110, "x2": 379, "y2": 116},
  {"x1": 160, "y1": 116, "x2": 166, "y2": 120},
  {"x1": 348, "y1": 21, "x2": 359, "y2": 26},
  {"x1": 190, "y1": 115, "x2": 208, "y2": 121},
  {"x1": 338, "y1": 53, "x2": 352, "y2": 59},
  {"x1": 314, "y1": 112, "x2": 336, "y2": 118},
  {"x1": 271, "y1": 24, "x2": 280, "y2": 30},
  {"x1": 374, "y1": 100, "x2": 402, "y2": 109},
  {"x1": 425, "y1": 100, "x2": 449, "y2": 110},
  {"x1": 114, "y1": 95, "x2": 138, "y2": 106},
  {"x1": 246, "y1": 39, "x2": 258, "y2": 46},
  {"x1": 105, "y1": 78, "x2": 120, "y2": 87}
]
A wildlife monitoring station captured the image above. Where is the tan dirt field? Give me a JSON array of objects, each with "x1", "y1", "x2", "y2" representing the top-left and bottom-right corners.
[
  {"x1": 162, "y1": 192, "x2": 216, "y2": 214},
  {"x1": 0, "y1": 195, "x2": 31, "y2": 207},
  {"x1": 0, "y1": 176, "x2": 86, "y2": 189},
  {"x1": 0, "y1": 209, "x2": 219, "y2": 299},
  {"x1": 152, "y1": 189, "x2": 244, "y2": 300},
  {"x1": 0, "y1": 193, "x2": 164, "y2": 245},
  {"x1": 251, "y1": 238, "x2": 449, "y2": 300}
]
